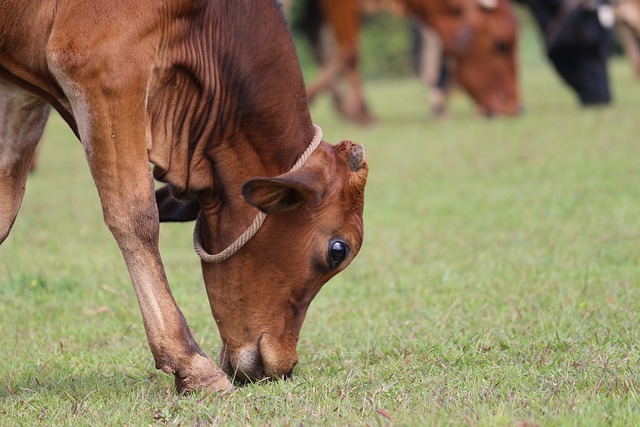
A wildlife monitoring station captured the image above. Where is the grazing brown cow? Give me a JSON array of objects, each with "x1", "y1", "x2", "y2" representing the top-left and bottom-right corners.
[
  {"x1": 0, "y1": 0, "x2": 368, "y2": 393},
  {"x1": 301, "y1": 0, "x2": 521, "y2": 120},
  {"x1": 405, "y1": 0, "x2": 521, "y2": 116}
]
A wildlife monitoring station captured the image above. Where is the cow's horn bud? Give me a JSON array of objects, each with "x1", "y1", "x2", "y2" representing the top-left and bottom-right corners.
[
  {"x1": 476, "y1": 0, "x2": 498, "y2": 9},
  {"x1": 348, "y1": 144, "x2": 365, "y2": 172}
]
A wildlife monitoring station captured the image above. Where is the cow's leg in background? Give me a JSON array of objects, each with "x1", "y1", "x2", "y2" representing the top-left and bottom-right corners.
[
  {"x1": 305, "y1": 0, "x2": 375, "y2": 125},
  {"x1": 417, "y1": 25, "x2": 450, "y2": 116},
  {"x1": 615, "y1": 0, "x2": 640, "y2": 77},
  {"x1": 307, "y1": 36, "x2": 375, "y2": 125},
  {"x1": 618, "y1": 23, "x2": 640, "y2": 77},
  {"x1": 340, "y1": 48, "x2": 376, "y2": 125},
  {"x1": 307, "y1": 39, "x2": 343, "y2": 105},
  {"x1": 0, "y1": 80, "x2": 51, "y2": 244},
  {"x1": 46, "y1": 47, "x2": 231, "y2": 394}
]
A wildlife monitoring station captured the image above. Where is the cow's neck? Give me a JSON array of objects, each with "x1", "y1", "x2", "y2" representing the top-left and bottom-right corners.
[
  {"x1": 148, "y1": 0, "x2": 314, "y2": 246},
  {"x1": 149, "y1": 0, "x2": 313, "y2": 189}
]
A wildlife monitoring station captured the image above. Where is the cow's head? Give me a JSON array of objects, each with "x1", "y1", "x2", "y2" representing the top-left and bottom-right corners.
[
  {"x1": 384, "y1": 0, "x2": 521, "y2": 116},
  {"x1": 157, "y1": 139, "x2": 367, "y2": 383},
  {"x1": 441, "y1": 0, "x2": 521, "y2": 116}
]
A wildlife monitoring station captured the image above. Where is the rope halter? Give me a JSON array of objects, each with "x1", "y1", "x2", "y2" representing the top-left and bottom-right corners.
[{"x1": 193, "y1": 124, "x2": 323, "y2": 263}]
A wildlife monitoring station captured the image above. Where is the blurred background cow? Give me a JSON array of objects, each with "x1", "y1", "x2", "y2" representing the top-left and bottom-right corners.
[
  {"x1": 515, "y1": 0, "x2": 616, "y2": 106},
  {"x1": 280, "y1": 0, "x2": 636, "y2": 124},
  {"x1": 288, "y1": 0, "x2": 522, "y2": 123}
]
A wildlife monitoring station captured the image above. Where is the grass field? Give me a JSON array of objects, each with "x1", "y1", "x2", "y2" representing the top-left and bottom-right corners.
[{"x1": 2, "y1": 23, "x2": 640, "y2": 426}]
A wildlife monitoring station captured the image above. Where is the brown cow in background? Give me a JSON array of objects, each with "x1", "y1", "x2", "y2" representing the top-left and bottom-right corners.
[{"x1": 296, "y1": 0, "x2": 521, "y2": 123}]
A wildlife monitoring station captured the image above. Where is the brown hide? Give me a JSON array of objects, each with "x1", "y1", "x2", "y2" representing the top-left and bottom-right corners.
[
  {"x1": 0, "y1": 0, "x2": 368, "y2": 392},
  {"x1": 308, "y1": 0, "x2": 521, "y2": 118}
]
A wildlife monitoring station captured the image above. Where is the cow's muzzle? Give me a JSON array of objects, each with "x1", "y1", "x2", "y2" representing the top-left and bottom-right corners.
[{"x1": 219, "y1": 334, "x2": 299, "y2": 384}]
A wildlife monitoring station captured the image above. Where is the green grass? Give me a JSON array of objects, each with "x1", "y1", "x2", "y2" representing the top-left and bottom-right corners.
[{"x1": 2, "y1": 31, "x2": 640, "y2": 427}]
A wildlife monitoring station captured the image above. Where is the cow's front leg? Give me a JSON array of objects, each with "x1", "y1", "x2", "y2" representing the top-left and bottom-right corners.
[
  {"x1": 87, "y1": 111, "x2": 229, "y2": 393},
  {"x1": 60, "y1": 86, "x2": 230, "y2": 394}
]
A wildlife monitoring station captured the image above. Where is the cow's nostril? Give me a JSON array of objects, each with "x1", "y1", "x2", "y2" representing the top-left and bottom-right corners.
[
  {"x1": 283, "y1": 358, "x2": 298, "y2": 380},
  {"x1": 284, "y1": 368, "x2": 294, "y2": 380}
]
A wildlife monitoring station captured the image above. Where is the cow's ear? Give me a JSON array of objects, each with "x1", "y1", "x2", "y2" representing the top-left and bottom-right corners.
[
  {"x1": 242, "y1": 169, "x2": 325, "y2": 214},
  {"x1": 155, "y1": 185, "x2": 201, "y2": 222}
]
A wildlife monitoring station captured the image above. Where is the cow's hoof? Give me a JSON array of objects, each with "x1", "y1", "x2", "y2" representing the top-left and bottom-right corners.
[
  {"x1": 175, "y1": 371, "x2": 233, "y2": 394},
  {"x1": 173, "y1": 355, "x2": 233, "y2": 394}
]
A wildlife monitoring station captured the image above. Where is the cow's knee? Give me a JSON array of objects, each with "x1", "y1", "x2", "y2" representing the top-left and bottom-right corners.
[{"x1": 102, "y1": 199, "x2": 160, "y2": 247}]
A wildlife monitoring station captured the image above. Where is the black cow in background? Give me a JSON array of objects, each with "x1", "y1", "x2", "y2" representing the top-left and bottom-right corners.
[{"x1": 516, "y1": 0, "x2": 616, "y2": 105}]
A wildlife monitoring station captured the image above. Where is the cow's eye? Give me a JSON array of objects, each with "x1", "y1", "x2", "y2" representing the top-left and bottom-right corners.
[{"x1": 328, "y1": 239, "x2": 349, "y2": 268}]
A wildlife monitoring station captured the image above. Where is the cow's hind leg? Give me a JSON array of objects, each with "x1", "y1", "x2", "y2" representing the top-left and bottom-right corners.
[{"x1": 0, "y1": 80, "x2": 51, "y2": 244}]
